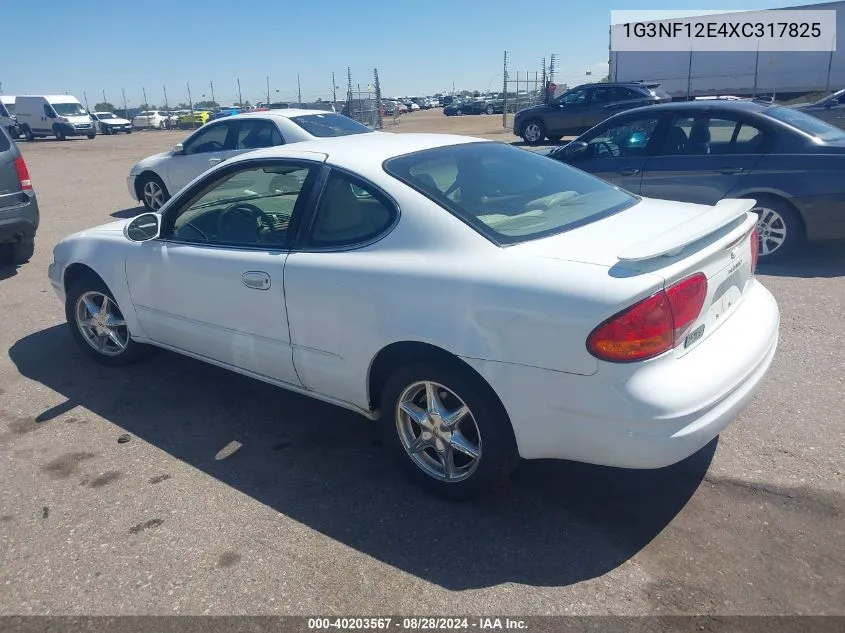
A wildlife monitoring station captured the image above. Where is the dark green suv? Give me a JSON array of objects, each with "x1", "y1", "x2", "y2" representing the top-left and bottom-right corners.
[{"x1": 513, "y1": 82, "x2": 672, "y2": 144}]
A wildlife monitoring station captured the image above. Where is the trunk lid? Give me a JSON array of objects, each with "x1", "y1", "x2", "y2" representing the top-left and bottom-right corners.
[{"x1": 512, "y1": 196, "x2": 759, "y2": 355}]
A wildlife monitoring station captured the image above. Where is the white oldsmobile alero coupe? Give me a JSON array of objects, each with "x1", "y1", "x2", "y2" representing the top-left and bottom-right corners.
[{"x1": 48, "y1": 133, "x2": 780, "y2": 500}]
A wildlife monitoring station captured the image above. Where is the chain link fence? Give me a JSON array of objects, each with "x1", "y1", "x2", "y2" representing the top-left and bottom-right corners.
[
  {"x1": 340, "y1": 68, "x2": 383, "y2": 130},
  {"x1": 501, "y1": 53, "x2": 557, "y2": 129}
]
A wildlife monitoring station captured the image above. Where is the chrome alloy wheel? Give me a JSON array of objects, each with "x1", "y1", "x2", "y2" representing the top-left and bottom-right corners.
[
  {"x1": 523, "y1": 122, "x2": 542, "y2": 143},
  {"x1": 754, "y1": 206, "x2": 787, "y2": 256},
  {"x1": 142, "y1": 179, "x2": 165, "y2": 210},
  {"x1": 75, "y1": 291, "x2": 129, "y2": 357},
  {"x1": 395, "y1": 381, "x2": 482, "y2": 482}
]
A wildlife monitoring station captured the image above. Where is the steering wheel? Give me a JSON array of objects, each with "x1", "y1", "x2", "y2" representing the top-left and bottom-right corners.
[
  {"x1": 218, "y1": 203, "x2": 277, "y2": 240},
  {"x1": 594, "y1": 142, "x2": 614, "y2": 158}
]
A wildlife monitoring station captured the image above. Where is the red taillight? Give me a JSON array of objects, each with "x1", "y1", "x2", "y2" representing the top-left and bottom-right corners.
[
  {"x1": 750, "y1": 226, "x2": 759, "y2": 273},
  {"x1": 587, "y1": 273, "x2": 708, "y2": 363},
  {"x1": 14, "y1": 156, "x2": 32, "y2": 191}
]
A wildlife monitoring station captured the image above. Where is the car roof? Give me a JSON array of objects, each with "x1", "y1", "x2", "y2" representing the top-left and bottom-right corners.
[
  {"x1": 232, "y1": 108, "x2": 340, "y2": 120},
  {"x1": 227, "y1": 132, "x2": 488, "y2": 170},
  {"x1": 611, "y1": 100, "x2": 775, "y2": 117}
]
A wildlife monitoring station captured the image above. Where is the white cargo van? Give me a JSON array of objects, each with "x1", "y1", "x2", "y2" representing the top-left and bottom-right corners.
[
  {"x1": 15, "y1": 95, "x2": 96, "y2": 141},
  {"x1": 0, "y1": 96, "x2": 18, "y2": 138}
]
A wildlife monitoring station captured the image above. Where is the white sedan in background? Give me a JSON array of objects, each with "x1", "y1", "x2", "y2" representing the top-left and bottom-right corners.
[
  {"x1": 127, "y1": 109, "x2": 374, "y2": 211},
  {"x1": 132, "y1": 110, "x2": 170, "y2": 130},
  {"x1": 49, "y1": 133, "x2": 779, "y2": 500}
]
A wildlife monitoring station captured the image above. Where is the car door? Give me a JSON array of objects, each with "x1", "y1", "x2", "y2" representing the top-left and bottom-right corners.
[
  {"x1": 547, "y1": 87, "x2": 592, "y2": 135},
  {"x1": 554, "y1": 112, "x2": 666, "y2": 194},
  {"x1": 282, "y1": 169, "x2": 399, "y2": 406},
  {"x1": 165, "y1": 121, "x2": 237, "y2": 192},
  {"x1": 125, "y1": 157, "x2": 321, "y2": 384},
  {"x1": 640, "y1": 113, "x2": 768, "y2": 205}
]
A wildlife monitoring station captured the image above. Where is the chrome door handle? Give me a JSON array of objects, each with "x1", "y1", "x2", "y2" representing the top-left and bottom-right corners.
[
  {"x1": 619, "y1": 167, "x2": 641, "y2": 175},
  {"x1": 208, "y1": 157, "x2": 223, "y2": 166},
  {"x1": 716, "y1": 166, "x2": 744, "y2": 175},
  {"x1": 242, "y1": 271, "x2": 271, "y2": 290}
]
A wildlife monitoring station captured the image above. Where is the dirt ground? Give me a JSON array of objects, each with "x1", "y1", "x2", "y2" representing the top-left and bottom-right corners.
[{"x1": 0, "y1": 112, "x2": 843, "y2": 618}]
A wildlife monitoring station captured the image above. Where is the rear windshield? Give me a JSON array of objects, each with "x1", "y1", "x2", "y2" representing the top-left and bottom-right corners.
[
  {"x1": 0, "y1": 127, "x2": 10, "y2": 152},
  {"x1": 384, "y1": 142, "x2": 637, "y2": 245},
  {"x1": 764, "y1": 106, "x2": 845, "y2": 142},
  {"x1": 290, "y1": 113, "x2": 372, "y2": 137}
]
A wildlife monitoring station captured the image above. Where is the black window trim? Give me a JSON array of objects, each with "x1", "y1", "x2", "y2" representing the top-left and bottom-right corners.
[
  {"x1": 156, "y1": 156, "x2": 324, "y2": 252},
  {"x1": 291, "y1": 165, "x2": 401, "y2": 253}
]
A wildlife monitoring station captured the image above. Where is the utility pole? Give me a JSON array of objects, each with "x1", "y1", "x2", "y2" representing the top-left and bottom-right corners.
[
  {"x1": 142, "y1": 86, "x2": 147, "y2": 108},
  {"x1": 266, "y1": 76, "x2": 270, "y2": 105},
  {"x1": 297, "y1": 74, "x2": 302, "y2": 105},
  {"x1": 121, "y1": 88, "x2": 128, "y2": 117},
  {"x1": 187, "y1": 82, "x2": 193, "y2": 112},
  {"x1": 83, "y1": 91, "x2": 90, "y2": 112},
  {"x1": 332, "y1": 71, "x2": 337, "y2": 106},
  {"x1": 103, "y1": 90, "x2": 107, "y2": 104},
  {"x1": 502, "y1": 50, "x2": 508, "y2": 128},
  {"x1": 210, "y1": 81, "x2": 215, "y2": 105},
  {"x1": 237, "y1": 78, "x2": 243, "y2": 107},
  {"x1": 163, "y1": 85, "x2": 169, "y2": 111}
]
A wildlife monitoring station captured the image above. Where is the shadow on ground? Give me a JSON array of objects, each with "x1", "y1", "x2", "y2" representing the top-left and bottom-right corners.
[
  {"x1": 110, "y1": 206, "x2": 143, "y2": 219},
  {"x1": 0, "y1": 264, "x2": 18, "y2": 281},
  {"x1": 9, "y1": 325, "x2": 715, "y2": 590},
  {"x1": 757, "y1": 239, "x2": 845, "y2": 279}
]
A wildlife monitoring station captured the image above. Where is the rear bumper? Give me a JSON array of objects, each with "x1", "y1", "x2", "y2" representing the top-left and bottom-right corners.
[
  {"x1": 57, "y1": 122, "x2": 95, "y2": 137},
  {"x1": 0, "y1": 194, "x2": 40, "y2": 242},
  {"x1": 462, "y1": 279, "x2": 780, "y2": 468}
]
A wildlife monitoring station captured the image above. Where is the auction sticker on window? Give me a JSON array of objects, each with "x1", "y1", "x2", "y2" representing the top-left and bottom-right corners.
[{"x1": 610, "y1": 9, "x2": 836, "y2": 51}]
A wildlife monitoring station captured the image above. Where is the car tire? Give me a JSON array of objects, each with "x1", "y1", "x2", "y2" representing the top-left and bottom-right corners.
[
  {"x1": 138, "y1": 173, "x2": 169, "y2": 212},
  {"x1": 126, "y1": 130, "x2": 132, "y2": 134},
  {"x1": 743, "y1": 194, "x2": 805, "y2": 262},
  {"x1": 23, "y1": 125, "x2": 35, "y2": 142},
  {"x1": 0, "y1": 236, "x2": 35, "y2": 265},
  {"x1": 87, "y1": 134, "x2": 95, "y2": 140},
  {"x1": 485, "y1": 104, "x2": 495, "y2": 115},
  {"x1": 521, "y1": 119, "x2": 546, "y2": 145},
  {"x1": 65, "y1": 276, "x2": 148, "y2": 366},
  {"x1": 380, "y1": 361, "x2": 519, "y2": 501},
  {"x1": 55, "y1": 128, "x2": 67, "y2": 141}
]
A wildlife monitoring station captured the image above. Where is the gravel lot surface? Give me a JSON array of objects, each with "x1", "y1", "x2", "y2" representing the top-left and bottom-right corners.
[{"x1": 1, "y1": 109, "x2": 843, "y2": 616}]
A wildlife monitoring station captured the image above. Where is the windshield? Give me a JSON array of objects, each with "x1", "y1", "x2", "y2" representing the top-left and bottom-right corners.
[
  {"x1": 52, "y1": 102, "x2": 87, "y2": 116},
  {"x1": 290, "y1": 113, "x2": 372, "y2": 137},
  {"x1": 97, "y1": 112, "x2": 117, "y2": 119},
  {"x1": 764, "y1": 105, "x2": 845, "y2": 142},
  {"x1": 384, "y1": 142, "x2": 637, "y2": 245}
]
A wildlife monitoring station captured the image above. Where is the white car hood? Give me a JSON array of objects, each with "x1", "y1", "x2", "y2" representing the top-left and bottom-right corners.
[
  {"x1": 510, "y1": 196, "x2": 747, "y2": 270},
  {"x1": 131, "y1": 151, "x2": 171, "y2": 173},
  {"x1": 79, "y1": 219, "x2": 130, "y2": 234}
]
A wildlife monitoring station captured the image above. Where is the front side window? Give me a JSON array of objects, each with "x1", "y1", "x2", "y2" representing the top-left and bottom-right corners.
[
  {"x1": 289, "y1": 113, "x2": 372, "y2": 137},
  {"x1": 385, "y1": 142, "x2": 636, "y2": 245},
  {"x1": 43, "y1": 104, "x2": 55, "y2": 118},
  {"x1": 581, "y1": 116, "x2": 662, "y2": 158},
  {"x1": 3, "y1": 103, "x2": 15, "y2": 116},
  {"x1": 52, "y1": 102, "x2": 87, "y2": 116},
  {"x1": 169, "y1": 164, "x2": 314, "y2": 247},
  {"x1": 308, "y1": 173, "x2": 396, "y2": 247},
  {"x1": 559, "y1": 89, "x2": 588, "y2": 105},
  {"x1": 183, "y1": 123, "x2": 231, "y2": 155}
]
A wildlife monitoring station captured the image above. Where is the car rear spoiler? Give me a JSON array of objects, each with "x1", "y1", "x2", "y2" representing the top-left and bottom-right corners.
[{"x1": 618, "y1": 199, "x2": 756, "y2": 262}]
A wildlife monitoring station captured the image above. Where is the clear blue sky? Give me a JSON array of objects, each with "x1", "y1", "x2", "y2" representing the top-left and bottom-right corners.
[{"x1": 0, "y1": 0, "x2": 823, "y2": 107}]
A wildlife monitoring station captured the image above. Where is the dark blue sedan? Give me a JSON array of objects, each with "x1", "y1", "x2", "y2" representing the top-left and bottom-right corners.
[{"x1": 548, "y1": 100, "x2": 845, "y2": 260}]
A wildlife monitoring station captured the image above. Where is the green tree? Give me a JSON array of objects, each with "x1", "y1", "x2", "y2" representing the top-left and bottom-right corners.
[
  {"x1": 194, "y1": 100, "x2": 219, "y2": 110},
  {"x1": 175, "y1": 102, "x2": 191, "y2": 110},
  {"x1": 93, "y1": 102, "x2": 115, "y2": 112}
]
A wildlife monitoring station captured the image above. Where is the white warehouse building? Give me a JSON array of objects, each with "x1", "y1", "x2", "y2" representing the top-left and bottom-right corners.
[{"x1": 609, "y1": 1, "x2": 845, "y2": 98}]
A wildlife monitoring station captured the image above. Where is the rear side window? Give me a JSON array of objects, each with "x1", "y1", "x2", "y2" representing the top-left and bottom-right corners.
[
  {"x1": 763, "y1": 106, "x2": 845, "y2": 142},
  {"x1": 0, "y1": 127, "x2": 11, "y2": 152},
  {"x1": 289, "y1": 113, "x2": 372, "y2": 137},
  {"x1": 385, "y1": 142, "x2": 637, "y2": 245},
  {"x1": 0, "y1": 103, "x2": 9, "y2": 117}
]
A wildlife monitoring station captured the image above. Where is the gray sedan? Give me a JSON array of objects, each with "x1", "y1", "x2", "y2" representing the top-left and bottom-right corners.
[{"x1": 548, "y1": 100, "x2": 845, "y2": 260}]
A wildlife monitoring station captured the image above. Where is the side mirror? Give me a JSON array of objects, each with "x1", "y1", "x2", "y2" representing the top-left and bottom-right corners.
[
  {"x1": 824, "y1": 101, "x2": 833, "y2": 109},
  {"x1": 564, "y1": 140, "x2": 589, "y2": 159},
  {"x1": 173, "y1": 143, "x2": 184, "y2": 154},
  {"x1": 124, "y1": 213, "x2": 160, "y2": 242}
]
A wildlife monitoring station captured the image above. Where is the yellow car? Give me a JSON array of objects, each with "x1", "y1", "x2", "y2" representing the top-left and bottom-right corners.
[{"x1": 178, "y1": 110, "x2": 211, "y2": 129}]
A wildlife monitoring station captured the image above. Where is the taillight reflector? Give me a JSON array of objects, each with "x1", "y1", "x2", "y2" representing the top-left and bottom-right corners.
[
  {"x1": 587, "y1": 273, "x2": 708, "y2": 363},
  {"x1": 14, "y1": 156, "x2": 32, "y2": 190},
  {"x1": 750, "y1": 226, "x2": 759, "y2": 273}
]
